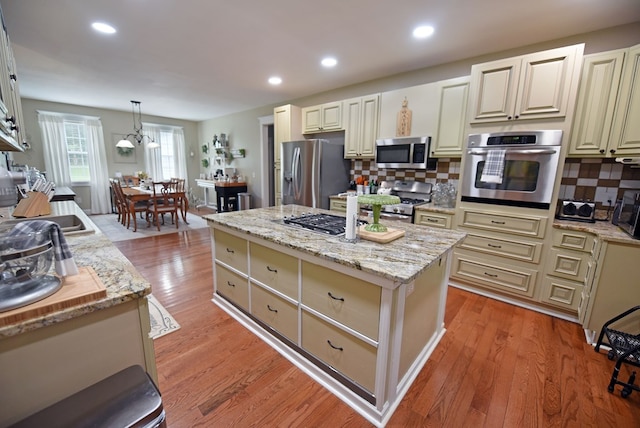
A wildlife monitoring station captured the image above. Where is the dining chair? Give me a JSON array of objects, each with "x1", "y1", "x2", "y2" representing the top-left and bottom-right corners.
[
  {"x1": 121, "y1": 175, "x2": 140, "y2": 187},
  {"x1": 170, "y1": 177, "x2": 187, "y2": 220},
  {"x1": 113, "y1": 179, "x2": 149, "y2": 231},
  {"x1": 147, "y1": 181, "x2": 180, "y2": 231},
  {"x1": 110, "y1": 179, "x2": 126, "y2": 225}
]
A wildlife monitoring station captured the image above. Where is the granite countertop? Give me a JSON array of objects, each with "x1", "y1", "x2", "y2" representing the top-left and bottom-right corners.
[
  {"x1": 0, "y1": 202, "x2": 151, "y2": 338},
  {"x1": 204, "y1": 205, "x2": 466, "y2": 285},
  {"x1": 329, "y1": 194, "x2": 456, "y2": 215},
  {"x1": 553, "y1": 218, "x2": 640, "y2": 246}
]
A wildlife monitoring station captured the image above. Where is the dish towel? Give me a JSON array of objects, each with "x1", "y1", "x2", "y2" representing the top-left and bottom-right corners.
[
  {"x1": 8, "y1": 220, "x2": 79, "y2": 277},
  {"x1": 481, "y1": 149, "x2": 506, "y2": 184}
]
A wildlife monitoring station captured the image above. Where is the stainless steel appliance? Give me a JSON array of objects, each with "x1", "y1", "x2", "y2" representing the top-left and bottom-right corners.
[
  {"x1": 283, "y1": 213, "x2": 367, "y2": 235},
  {"x1": 556, "y1": 200, "x2": 596, "y2": 223},
  {"x1": 460, "y1": 130, "x2": 563, "y2": 210},
  {"x1": 616, "y1": 190, "x2": 640, "y2": 239},
  {"x1": 375, "y1": 136, "x2": 437, "y2": 170},
  {"x1": 360, "y1": 180, "x2": 432, "y2": 223},
  {"x1": 282, "y1": 139, "x2": 350, "y2": 210}
]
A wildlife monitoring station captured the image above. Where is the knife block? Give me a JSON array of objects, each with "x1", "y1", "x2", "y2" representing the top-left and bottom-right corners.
[{"x1": 12, "y1": 191, "x2": 52, "y2": 218}]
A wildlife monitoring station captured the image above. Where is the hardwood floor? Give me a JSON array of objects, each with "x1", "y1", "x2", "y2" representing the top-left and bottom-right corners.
[{"x1": 115, "y1": 228, "x2": 640, "y2": 427}]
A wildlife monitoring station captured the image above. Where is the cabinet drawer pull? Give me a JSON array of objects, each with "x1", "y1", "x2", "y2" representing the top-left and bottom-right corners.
[
  {"x1": 487, "y1": 243, "x2": 502, "y2": 248},
  {"x1": 426, "y1": 218, "x2": 438, "y2": 223},
  {"x1": 484, "y1": 272, "x2": 498, "y2": 278},
  {"x1": 267, "y1": 304, "x2": 278, "y2": 313},
  {"x1": 490, "y1": 220, "x2": 505, "y2": 225},
  {"x1": 266, "y1": 266, "x2": 278, "y2": 273},
  {"x1": 226, "y1": 281, "x2": 235, "y2": 287},
  {"x1": 225, "y1": 248, "x2": 235, "y2": 254},
  {"x1": 328, "y1": 292, "x2": 345, "y2": 301},
  {"x1": 327, "y1": 340, "x2": 343, "y2": 351}
]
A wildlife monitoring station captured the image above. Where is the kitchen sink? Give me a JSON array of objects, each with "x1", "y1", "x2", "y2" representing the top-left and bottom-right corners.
[{"x1": 2, "y1": 214, "x2": 96, "y2": 236}]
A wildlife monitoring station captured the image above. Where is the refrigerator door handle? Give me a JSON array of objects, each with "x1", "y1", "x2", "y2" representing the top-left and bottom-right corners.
[{"x1": 292, "y1": 146, "x2": 301, "y2": 200}]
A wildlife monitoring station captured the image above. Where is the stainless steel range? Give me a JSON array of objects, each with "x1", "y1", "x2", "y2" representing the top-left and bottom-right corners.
[{"x1": 360, "y1": 180, "x2": 432, "y2": 223}]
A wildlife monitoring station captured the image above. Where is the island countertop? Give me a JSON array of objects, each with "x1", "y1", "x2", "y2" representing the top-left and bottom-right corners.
[
  {"x1": 0, "y1": 203, "x2": 151, "y2": 338},
  {"x1": 204, "y1": 204, "x2": 466, "y2": 285}
]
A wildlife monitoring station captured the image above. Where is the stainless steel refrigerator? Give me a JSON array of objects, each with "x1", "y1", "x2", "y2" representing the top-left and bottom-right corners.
[{"x1": 282, "y1": 139, "x2": 350, "y2": 209}]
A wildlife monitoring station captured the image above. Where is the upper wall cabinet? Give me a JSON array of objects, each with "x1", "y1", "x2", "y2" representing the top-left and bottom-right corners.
[
  {"x1": 343, "y1": 94, "x2": 380, "y2": 159},
  {"x1": 378, "y1": 82, "x2": 438, "y2": 139},
  {"x1": 467, "y1": 44, "x2": 583, "y2": 124},
  {"x1": 431, "y1": 76, "x2": 470, "y2": 158},
  {"x1": 302, "y1": 101, "x2": 342, "y2": 133},
  {"x1": 569, "y1": 44, "x2": 640, "y2": 157},
  {"x1": 609, "y1": 44, "x2": 640, "y2": 156},
  {"x1": 0, "y1": 14, "x2": 25, "y2": 152}
]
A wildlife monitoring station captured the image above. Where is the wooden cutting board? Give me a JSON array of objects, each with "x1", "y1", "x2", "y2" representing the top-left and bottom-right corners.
[
  {"x1": 0, "y1": 266, "x2": 107, "y2": 327},
  {"x1": 358, "y1": 225, "x2": 405, "y2": 243}
]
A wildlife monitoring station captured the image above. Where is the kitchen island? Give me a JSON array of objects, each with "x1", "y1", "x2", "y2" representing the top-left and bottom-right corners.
[
  {"x1": 204, "y1": 205, "x2": 466, "y2": 427},
  {"x1": 0, "y1": 202, "x2": 156, "y2": 427}
]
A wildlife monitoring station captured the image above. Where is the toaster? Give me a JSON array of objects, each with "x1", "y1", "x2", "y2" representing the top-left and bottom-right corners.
[{"x1": 556, "y1": 200, "x2": 596, "y2": 223}]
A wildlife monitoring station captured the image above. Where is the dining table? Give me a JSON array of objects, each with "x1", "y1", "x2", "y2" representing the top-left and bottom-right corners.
[{"x1": 121, "y1": 185, "x2": 189, "y2": 231}]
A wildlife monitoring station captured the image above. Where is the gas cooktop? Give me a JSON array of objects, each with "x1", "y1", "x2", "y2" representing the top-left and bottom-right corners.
[{"x1": 283, "y1": 213, "x2": 367, "y2": 235}]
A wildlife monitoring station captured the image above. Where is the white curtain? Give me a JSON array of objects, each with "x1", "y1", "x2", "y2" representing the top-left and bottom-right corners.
[
  {"x1": 85, "y1": 119, "x2": 111, "y2": 214},
  {"x1": 38, "y1": 112, "x2": 111, "y2": 214},
  {"x1": 143, "y1": 123, "x2": 187, "y2": 181},
  {"x1": 38, "y1": 113, "x2": 71, "y2": 187}
]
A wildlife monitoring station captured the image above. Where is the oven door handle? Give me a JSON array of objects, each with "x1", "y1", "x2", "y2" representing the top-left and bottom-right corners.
[
  {"x1": 467, "y1": 149, "x2": 558, "y2": 155},
  {"x1": 377, "y1": 211, "x2": 412, "y2": 221}
]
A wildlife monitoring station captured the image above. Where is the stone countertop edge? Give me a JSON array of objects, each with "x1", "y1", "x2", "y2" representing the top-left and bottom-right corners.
[
  {"x1": 553, "y1": 218, "x2": 640, "y2": 246},
  {"x1": 0, "y1": 203, "x2": 151, "y2": 338},
  {"x1": 203, "y1": 205, "x2": 466, "y2": 285},
  {"x1": 329, "y1": 194, "x2": 456, "y2": 215}
]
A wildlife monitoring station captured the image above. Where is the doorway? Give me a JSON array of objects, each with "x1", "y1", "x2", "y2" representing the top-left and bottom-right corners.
[{"x1": 259, "y1": 115, "x2": 274, "y2": 207}]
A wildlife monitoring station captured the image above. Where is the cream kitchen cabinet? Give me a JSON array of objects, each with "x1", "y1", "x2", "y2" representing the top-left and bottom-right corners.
[
  {"x1": 541, "y1": 229, "x2": 599, "y2": 314},
  {"x1": 568, "y1": 50, "x2": 626, "y2": 156},
  {"x1": 468, "y1": 44, "x2": 583, "y2": 124},
  {"x1": 413, "y1": 210, "x2": 454, "y2": 229},
  {"x1": 302, "y1": 101, "x2": 342, "y2": 133},
  {"x1": 329, "y1": 197, "x2": 347, "y2": 212},
  {"x1": 451, "y1": 208, "x2": 547, "y2": 301},
  {"x1": 609, "y1": 44, "x2": 640, "y2": 156},
  {"x1": 430, "y1": 76, "x2": 469, "y2": 158},
  {"x1": 343, "y1": 94, "x2": 380, "y2": 159},
  {"x1": 0, "y1": 13, "x2": 25, "y2": 152},
  {"x1": 274, "y1": 104, "x2": 302, "y2": 206}
]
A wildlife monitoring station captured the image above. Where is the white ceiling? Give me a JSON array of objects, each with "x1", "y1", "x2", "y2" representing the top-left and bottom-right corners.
[{"x1": 2, "y1": 0, "x2": 640, "y2": 122}]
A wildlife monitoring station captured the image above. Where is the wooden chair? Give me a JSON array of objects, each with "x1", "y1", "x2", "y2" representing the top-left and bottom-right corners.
[
  {"x1": 110, "y1": 179, "x2": 126, "y2": 225},
  {"x1": 147, "y1": 181, "x2": 180, "y2": 231},
  {"x1": 112, "y1": 179, "x2": 149, "y2": 231},
  {"x1": 170, "y1": 178, "x2": 187, "y2": 220},
  {"x1": 121, "y1": 175, "x2": 140, "y2": 187}
]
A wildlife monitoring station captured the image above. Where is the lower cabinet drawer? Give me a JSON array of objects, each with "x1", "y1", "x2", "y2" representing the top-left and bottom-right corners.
[
  {"x1": 216, "y1": 265, "x2": 249, "y2": 311},
  {"x1": 451, "y1": 250, "x2": 538, "y2": 298},
  {"x1": 251, "y1": 283, "x2": 298, "y2": 342},
  {"x1": 214, "y1": 229, "x2": 248, "y2": 273},
  {"x1": 329, "y1": 199, "x2": 347, "y2": 212},
  {"x1": 302, "y1": 310, "x2": 377, "y2": 393},
  {"x1": 458, "y1": 233, "x2": 542, "y2": 263},
  {"x1": 547, "y1": 248, "x2": 590, "y2": 283},
  {"x1": 540, "y1": 275, "x2": 583, "y2": 312},
  {"x1": 413, "y1": 211, "x2": 452, "y2": 229},
  {"x1": 301, "y1": 261, "x2": 381, "y2": 340}
]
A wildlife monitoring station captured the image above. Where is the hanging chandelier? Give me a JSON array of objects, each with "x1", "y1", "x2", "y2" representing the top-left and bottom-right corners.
[{"x1": 116, "y1": 100, "x2": 159, "y2": 148}]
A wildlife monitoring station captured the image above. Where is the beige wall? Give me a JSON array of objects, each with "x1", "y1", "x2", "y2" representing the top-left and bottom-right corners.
[
  {"x1": 199, "y1": 22, "x2": 640, "y2": 208},
  {"x1": 11, "y1": 99, "x2": 199, "y2": 211}
]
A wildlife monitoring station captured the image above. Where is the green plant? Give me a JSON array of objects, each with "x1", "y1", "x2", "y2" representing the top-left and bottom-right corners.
[
  {"x1": 202, "y1": 144, "x2": 208, "y2": 154},
  {"x1": 202, "y1": 158, "x2": 209, "y2": 168},
  {"x1": 239, "y1": 148, "x2": 246, "y2": 157}
]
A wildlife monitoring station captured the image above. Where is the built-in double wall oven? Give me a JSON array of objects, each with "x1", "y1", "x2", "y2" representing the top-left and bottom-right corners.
[{"x1": 460, "y1": 130, "x2": 563, "y2": 210}]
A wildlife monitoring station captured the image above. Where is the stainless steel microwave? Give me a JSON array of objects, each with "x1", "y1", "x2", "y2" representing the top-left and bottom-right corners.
[
  {"x1": 375, "y1": 136, "x2": 437, "y2": 170},
  {"x1": 617, "y1": 190, "x2": 640, "y2": 239}
]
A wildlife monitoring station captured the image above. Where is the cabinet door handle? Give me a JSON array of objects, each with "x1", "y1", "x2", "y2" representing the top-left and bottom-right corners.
[
  {"x1": 225, "y1": 248, "x2": 234, "y2": 253},
  {"x1": 267, "y1": 304, "x2": 278, "y2": 313},
  {"x1": 490, "y1": 220, "x2": 505, "y2": 225},
  {"x1": 327, "y1": 340, "x2": 343, "y2": 351},
  {"x1": 328, "y1": 292, "x2": 345, "y2": 301},
  {"x1": 266, "y1": 266, "x2": 278, "y2": 273},
  {"x1": 487, "y1": 244, "x2": 502, "y2": 249},
  {"x1": 484, "y1": 272, "x2": 498, "y2": 278},
  {"x1": 427, "y1": 218, "x2": 438, "y2": 222},
  {"x1": 226, "y1": 281, "x2": 235, "y2": 287}
]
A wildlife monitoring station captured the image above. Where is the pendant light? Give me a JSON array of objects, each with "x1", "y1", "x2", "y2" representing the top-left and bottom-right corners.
[{"x1": 116, "y1": 100, "x2": 158, "y2": 148}]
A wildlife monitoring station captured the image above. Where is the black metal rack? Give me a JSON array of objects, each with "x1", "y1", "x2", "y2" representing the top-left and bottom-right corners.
[{"x1": 595, "y1": 305, "x2": 640, "y2": 398}]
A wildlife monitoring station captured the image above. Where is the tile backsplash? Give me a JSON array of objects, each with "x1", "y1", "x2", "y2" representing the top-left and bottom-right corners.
[
  {"x1": 559, "y1": 158, "x2": 640, "y2": 207},
  {"x1": 350, "y1": 158, "x2": 461, "y2": 186}
]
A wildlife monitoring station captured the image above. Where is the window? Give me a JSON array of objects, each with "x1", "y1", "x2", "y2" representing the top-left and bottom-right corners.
[
  {"x1": 143, "y1": 123, "x2": 187, "y2": 182},
  {"x1": 63, "y1": 120, "x2": 90, "y2": 183},
  {"x1": 158, "y1": 129, "x2": 176, "y2": 179}
]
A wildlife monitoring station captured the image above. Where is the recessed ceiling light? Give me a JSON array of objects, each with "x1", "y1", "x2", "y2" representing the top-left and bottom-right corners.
[
  {"x1": 92, "y1": 22, "x2": 117, "y2": 34},
  {"x1": 268, "y1": 76, "x2": 282, "y2": 85},
  {"x1": 413, "y1": 25, "x2": 434, "y2": 39},
  {"x1": 321, "y1": 57, "x2": 338, "y2": 68}
]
